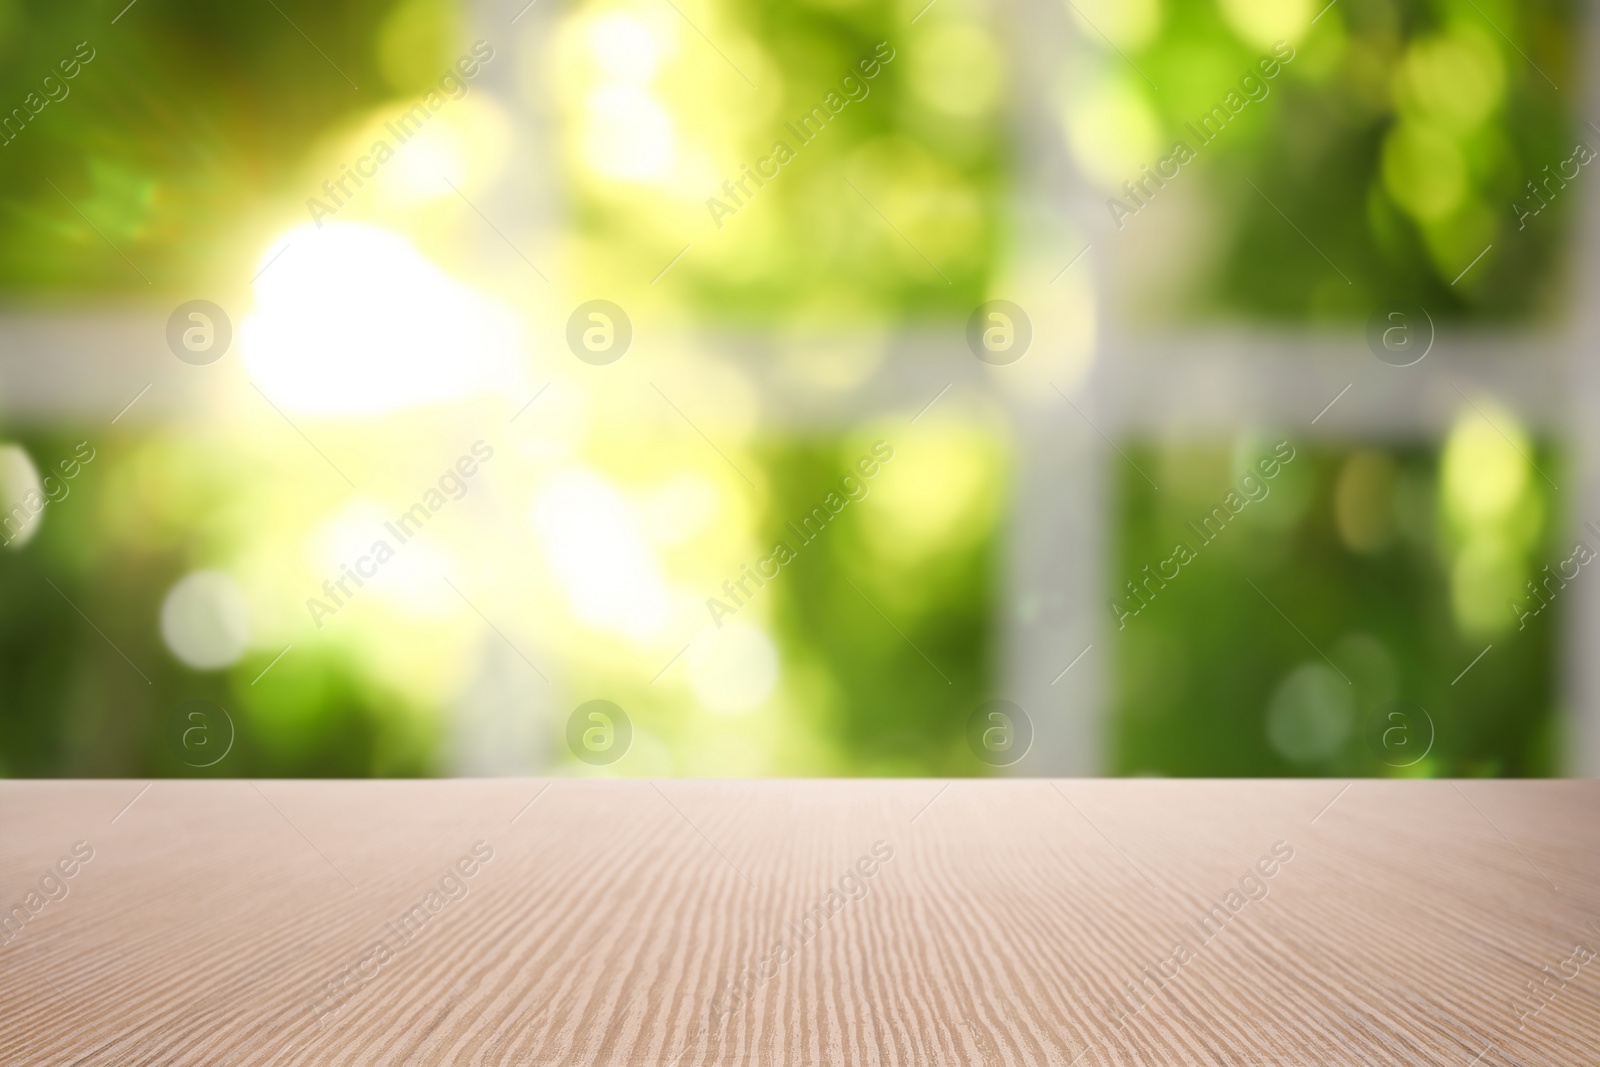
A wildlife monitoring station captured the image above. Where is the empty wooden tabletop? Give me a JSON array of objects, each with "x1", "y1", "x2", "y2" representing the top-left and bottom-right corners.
[{"x1": 1, "y1": 779, "x2": 1596, "y2": 1066}]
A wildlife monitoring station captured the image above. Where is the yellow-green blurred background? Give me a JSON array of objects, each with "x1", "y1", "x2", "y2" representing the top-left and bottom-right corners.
[{"x1": 0, "y1": 0, "x2": 1589, "y2": 778}]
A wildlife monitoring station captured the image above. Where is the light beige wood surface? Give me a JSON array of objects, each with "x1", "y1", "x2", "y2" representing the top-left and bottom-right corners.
[{"x1": 1, "y1": 779, "x2": 1596, "y2": 1065}]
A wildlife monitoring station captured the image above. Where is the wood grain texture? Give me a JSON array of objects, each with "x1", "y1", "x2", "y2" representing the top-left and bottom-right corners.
[{"x1": 1, "y1": 779, "x2": 1596, "y2": 1066}]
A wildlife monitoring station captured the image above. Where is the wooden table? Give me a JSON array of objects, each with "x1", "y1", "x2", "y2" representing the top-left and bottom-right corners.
[{"x1": 2, "y1": 779, "x2": 1596, "y2": 1065}]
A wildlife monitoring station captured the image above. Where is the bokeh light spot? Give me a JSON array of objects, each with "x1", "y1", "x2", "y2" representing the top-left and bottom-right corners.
[
  {"x1": 160, "y1": 571, "x2": 251, "y2": 670},
  {"x1": 688, "y1": 620, "x2": 779, "y2": 716},
  {"x1": 1266, "y1": 662, "x2": 1353, "y2": 763}
]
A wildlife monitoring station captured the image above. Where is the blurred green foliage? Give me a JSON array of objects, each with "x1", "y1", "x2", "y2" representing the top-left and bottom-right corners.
[
  {"x1": 756, "y1": 437, "x2": 1002, "y2": 774},
  {"x1": 1203, "y1": 0, "x2": 1561, "y2": 319},
  {"x1": 1081, "y1": 0, "x2": 1577, "y2": 322},
  {"x1": 0, "y1": 430, "x2": 438, "y2": 777},
  {"x1": 0, "y1": 0, "x2": 449, "y2": 294},
  {"x1": 558, "y1": 0, "x2": 1007, "y2": 323},
  {"x1": 0, "y1": 428, "x2": 1003, "y2": 778},
  {"x1": 0, "y1": 0, "x2": 1587, "y2": 780},
  {"x1": 1, "y1": 0, "x2": 1582, "y2": 317},
  {"x1": 1110, "y1": 437, "x2": 1561, "y2": 777}
]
